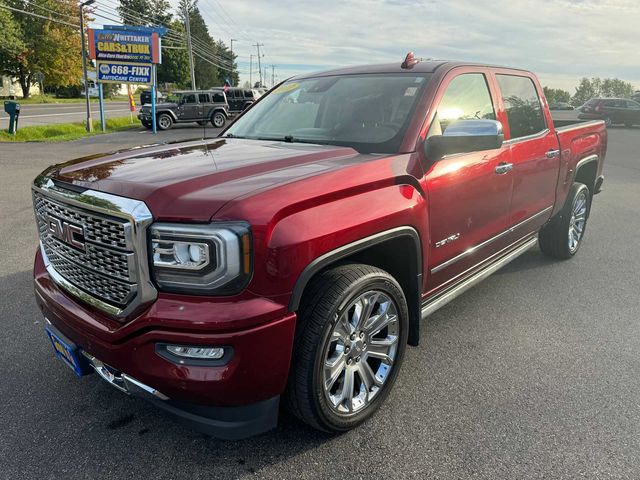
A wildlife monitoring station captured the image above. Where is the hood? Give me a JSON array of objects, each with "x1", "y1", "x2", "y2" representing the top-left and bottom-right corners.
[{"x1": 46, "y1": 138, "x2": 363, "y2": 221}]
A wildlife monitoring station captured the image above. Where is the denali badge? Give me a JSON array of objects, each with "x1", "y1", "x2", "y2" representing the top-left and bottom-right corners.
[
  {"x1": 435, "y1": 233, "x2": 460, "y2": 248},
  {"x1": 45, "y1": 215, "x2": 86, "y2": 250}
]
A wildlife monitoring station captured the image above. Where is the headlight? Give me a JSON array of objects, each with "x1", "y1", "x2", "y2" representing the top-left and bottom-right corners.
[{"x1": 149, "y1": 222, "x2": 252, "y2": 295}]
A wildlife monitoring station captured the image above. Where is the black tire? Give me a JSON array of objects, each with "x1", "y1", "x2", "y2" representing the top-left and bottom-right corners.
[
  {"x1": 141, "y1": 120, "x2": 152, "y2": 129},
  {"x1": 285, "y1": 263, "x2": 409, "y2": 433},
  {"x1": 211, "y1": 111, "x2": 226, "y2": 128},
  {"x1": 604, "y1": 116, "x2": 613, "y2": 128},
  {"x1": 157, "y1": 113, "x2": 173, "y2": 130},
  {"x1": 539, "y1": 182, "x2": 591, "y2": 259}
]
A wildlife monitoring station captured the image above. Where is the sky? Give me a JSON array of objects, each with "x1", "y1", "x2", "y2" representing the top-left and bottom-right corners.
[{"x1": 106, "y1": 0, "x2": 640, "y2": 92}]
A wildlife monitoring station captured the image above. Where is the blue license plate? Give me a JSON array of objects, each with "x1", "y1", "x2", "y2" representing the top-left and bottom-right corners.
[{"x1": 45, "y1": 326, "x2": 87, "y2": 377}]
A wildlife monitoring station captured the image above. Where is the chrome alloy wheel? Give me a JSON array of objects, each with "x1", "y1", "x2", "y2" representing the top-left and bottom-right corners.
[
  {"x1": 322, "y1": 290, "x2": 400, "y2": 415},
  {"x1": 568, "y1": 189, "x2": 588, "y2": 253}
]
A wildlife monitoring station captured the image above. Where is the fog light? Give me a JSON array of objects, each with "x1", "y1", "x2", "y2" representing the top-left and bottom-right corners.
[{"x1": 166, "y1": 345, "x2": 225, "y2": 360}]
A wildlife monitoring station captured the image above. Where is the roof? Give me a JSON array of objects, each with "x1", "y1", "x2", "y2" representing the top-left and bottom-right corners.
[{"x1": 291, "y1": 60, "x2": 530, "y2": 80}]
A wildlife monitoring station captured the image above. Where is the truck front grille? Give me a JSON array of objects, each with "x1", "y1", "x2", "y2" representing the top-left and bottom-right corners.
[{"x1": 32, "y1": 178, "x2": 156, "y2": 318}]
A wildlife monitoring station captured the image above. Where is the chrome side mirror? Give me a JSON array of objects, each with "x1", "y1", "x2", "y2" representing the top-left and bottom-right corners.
[{"x1": 425, "y1": 119, "x2": 504, "y2": 160}]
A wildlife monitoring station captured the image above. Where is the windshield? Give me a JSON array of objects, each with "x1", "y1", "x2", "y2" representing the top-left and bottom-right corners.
[
  {"x1": 225, "y1": 74, "x2": 431, "y2": 153},
  {"x1": 166, "y1": 93, "x2": 181, "y2": 103}
]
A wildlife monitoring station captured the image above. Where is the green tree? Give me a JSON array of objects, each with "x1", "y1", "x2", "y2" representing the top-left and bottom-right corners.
[
  {"x1": 543, "y1": 87, "x2": 571, "y2": 105},
  {"x1": 0, "y1": 5, "x2": 25, "y2": 64},
  {"x1": 0, "y1": 0, "x2": 82, "y2": 98},
  {"x1": 572, "y1": 78, "x2": 598, "y2": 107},
  {"x1": 118, "y1": 0, "x2": 172, "y2": 26},
  {"x1": 179, "y1": 0, "x2": 218, "y2": 89},
  {"x1": 572, "y1": 77, "x2": 635, "y2": 106}
]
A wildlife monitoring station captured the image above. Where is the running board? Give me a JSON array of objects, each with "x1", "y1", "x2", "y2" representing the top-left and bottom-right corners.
[{"x1": 421, "y1": 236, "x2": 538, "y2": 319}]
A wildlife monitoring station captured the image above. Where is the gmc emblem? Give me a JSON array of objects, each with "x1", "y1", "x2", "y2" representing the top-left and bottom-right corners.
[{"x1": 45, "y1": 215, "x2": 86, "y2": 250}]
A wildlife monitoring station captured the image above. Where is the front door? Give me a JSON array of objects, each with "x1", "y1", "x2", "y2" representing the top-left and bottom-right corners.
[
  {"x1": 178, "y1": 93, "x2": 200, "y2": 120},
  {"x1": 494, "y1": 73, "x2": 559, "y2": 236},
  {"x1": 424, "y1": 71, "x2": 514, "y2": 295}
]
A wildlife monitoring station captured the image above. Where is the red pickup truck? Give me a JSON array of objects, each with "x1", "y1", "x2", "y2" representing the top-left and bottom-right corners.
[{"x1": 33, "y1": 55, "x2": 606, "y2": 439}]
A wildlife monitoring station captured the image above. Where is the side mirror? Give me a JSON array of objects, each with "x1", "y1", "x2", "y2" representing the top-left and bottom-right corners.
[{"x1": 425, "y1": 119, "x2": 504, "y2": 160}]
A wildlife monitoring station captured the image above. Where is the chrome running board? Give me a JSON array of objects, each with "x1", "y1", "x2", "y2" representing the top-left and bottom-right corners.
[{"x1": 421, "y1": 235, "x2": 538, "y2": 319}]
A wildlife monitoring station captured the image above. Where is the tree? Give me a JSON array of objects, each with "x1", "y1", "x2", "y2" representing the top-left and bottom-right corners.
[
  {"x1": 571, "y1": 77, "x2": 635, "y2": 106},
  {"x1": 0, "y1": 0, "x2": 82, "y2": 98},
  {"x1": 0, "y1": 6, "x2": 25, "y2": 65},
  {"x1": 543, "y1": 87, "x2": 571, "y2": 105},
  {"x1": 179, "y1": 0, "x2": 218, "y2": 89},
  {"x1": 118, "y1": 0, "x2": 172, "y2": 26}
]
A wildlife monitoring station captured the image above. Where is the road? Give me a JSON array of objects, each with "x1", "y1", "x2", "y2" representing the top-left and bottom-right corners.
[
  {"x1": 0, "y1": 101, "x2": 133, "y2": 127},
  {"x1": 1, "y1": 126, "x2": 639, "y2": 479}
]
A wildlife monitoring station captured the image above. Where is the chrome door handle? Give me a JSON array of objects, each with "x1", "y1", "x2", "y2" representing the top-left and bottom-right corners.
[
  {"x1": 495, "y1": 162, "x2": 513, "y2": 175},
  {"x1": 546, "y1": 149, "x2": 561, "y2": 158}
]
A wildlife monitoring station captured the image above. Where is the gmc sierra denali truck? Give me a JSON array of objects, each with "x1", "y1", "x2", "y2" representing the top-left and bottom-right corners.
[{"x1": 33, "y1": 54, "x2": 606, "y2": 439}]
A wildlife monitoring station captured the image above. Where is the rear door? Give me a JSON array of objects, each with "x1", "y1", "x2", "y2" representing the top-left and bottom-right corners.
[
  {"x1": 424, "y1": 70, "x2": 514, "y2": 294},
  {"x1": 199, "y1": 93, "x2": 212, "y2": 119},
  {"x1": 494, "y1": 72, "x2": 559, "y2": 236}
]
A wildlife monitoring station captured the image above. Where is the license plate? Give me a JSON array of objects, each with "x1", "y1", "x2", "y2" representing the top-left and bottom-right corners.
[{"x1": 45, "y1": 325, "x2": 88, "y2": 377}]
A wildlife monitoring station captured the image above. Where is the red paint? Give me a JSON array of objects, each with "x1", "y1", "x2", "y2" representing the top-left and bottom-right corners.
[{"x1": 34, "y1": 61, "x2": 606, "y2": 415}]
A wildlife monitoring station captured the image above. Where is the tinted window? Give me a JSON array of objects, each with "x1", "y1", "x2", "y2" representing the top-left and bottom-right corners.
[
  {"x1": 212, "y1": 92, "x2": 225, "y2": 103},
  {"x1": 627, "y1": 100, "x2": 640, "y2": 110},
  {"x1": 198, "y1": 93, "x2": 210, "y2": 103},
  {"x1": 429, "y1": 73, "x2": 495, "y2": 136},
  {"x1": 183, "y1": 94, "x2": 196, "y2": 104},
  {"x1": 496, "y1": 75, "x2": 546, "y2": 139},
  {"x1": 603, "y1": 99, "x2": 625, "y2": 107},
  {"x1": 226, "y1": 74, "x2": 431, "y2": 154},
  {"x1": 244, "y1": 90, "x2": 253, "y2": 99},
  {"x1": 227, "y1": 90, "x2": 238, "y2": 99}
]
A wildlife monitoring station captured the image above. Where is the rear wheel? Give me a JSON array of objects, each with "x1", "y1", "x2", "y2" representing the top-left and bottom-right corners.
[
  {"x1": 141, "y1": 120, "x2": 152, "y2": 129},
  {"x1": 157, "y1": 113, "x2": 173, "y2": 130},
  {"x1": 211, "y1": 111, "x2": 226, "y2": 128},
  {"x1": 539, "y1": 183, "x2": 591, "y2": 259},
  {"x1": 285, "y1": 264, "x2": 408, "y2": 433}
]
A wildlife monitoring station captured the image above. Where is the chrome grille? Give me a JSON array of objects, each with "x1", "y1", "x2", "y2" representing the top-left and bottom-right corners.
[{"x1": 32, "y1": 178, "x2": 156, "y2": 317}]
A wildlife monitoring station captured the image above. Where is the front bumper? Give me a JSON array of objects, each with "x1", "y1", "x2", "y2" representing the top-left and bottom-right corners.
[{"x1": 34, "y1": 249, "x2": 296, "y2": 438}]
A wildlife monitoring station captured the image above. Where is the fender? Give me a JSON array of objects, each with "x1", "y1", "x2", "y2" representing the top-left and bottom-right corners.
[
  {"x1": 210, "y1": 107, "x2": 229, "y2": 119},
  {"x1": 157, "y1": 109, "x2": 178, "y2": 121},
  {"x1": 288, "y1": 226, "x2": 424, "y2": 345}
]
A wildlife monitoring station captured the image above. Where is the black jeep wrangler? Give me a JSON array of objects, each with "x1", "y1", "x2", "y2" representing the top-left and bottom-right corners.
[{"x1": 138, "y1": 90, "x2": 230, "y2": 130}]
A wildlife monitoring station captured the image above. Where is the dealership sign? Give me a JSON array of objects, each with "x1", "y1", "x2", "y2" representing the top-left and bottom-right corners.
[
  {"x1": 88, "y1": 27, "x2": 161, "y2": 64},
  {"x1": 97, "y1": 62, "x2": 152, "y2": 84}
]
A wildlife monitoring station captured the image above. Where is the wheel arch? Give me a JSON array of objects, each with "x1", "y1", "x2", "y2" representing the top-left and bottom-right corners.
[
  {"x1": 157, "y1": 109, "x2": 178, "y2": 121},
  {"x1": 575, "y1": 154, "x2": 598, "y2": 197},
  {"x1": 210, "y1": 107, "x2": 229, "y2": 119},
  {"x1": 288, "y1": 227, "x2": 423, "y2": 346}
]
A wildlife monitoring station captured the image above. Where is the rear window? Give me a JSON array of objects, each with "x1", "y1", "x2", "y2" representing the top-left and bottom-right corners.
[
  {"x1": 496, "y1": 74, "x2": 546, "y2": 139},
  {"x1": 244, "y1": 90, "x2": 253, "y2": 99},
  {"x1": 198, "y1": 93, "x2": 210, "y2": 103},
  {"x1": 212, "y1": 92, "x2": 225, "y2": 103}
]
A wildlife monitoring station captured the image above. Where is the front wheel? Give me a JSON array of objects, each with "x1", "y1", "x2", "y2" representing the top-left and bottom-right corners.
[
  {"x1": 157, "y1": 113, "x2": 173, "y2": 130},
  {"x1": 285, "y1": 264, "x2": 409, "y2": 433},
  {"x1": 539, "y1": 182, "x2": 591, "y2": 259},
  {"x1": 211, "y1": 112, "x2": 226, "y2": 128}
]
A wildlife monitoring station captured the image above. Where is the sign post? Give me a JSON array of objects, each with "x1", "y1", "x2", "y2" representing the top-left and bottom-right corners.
[
  {"x1": 98, "y1": 83, "x2": 106, "y2": 132},
  {"x1": 87, "y1": 25, "x2": 164, "y2": 134}
]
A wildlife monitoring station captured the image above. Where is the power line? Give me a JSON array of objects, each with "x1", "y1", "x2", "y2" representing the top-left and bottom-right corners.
[
  {"x1": 18, "y1": 0, "x2": 79, "y2": 24},
  {"x1": 0, "y1": 3, "x2": 80, "y2": 28}
]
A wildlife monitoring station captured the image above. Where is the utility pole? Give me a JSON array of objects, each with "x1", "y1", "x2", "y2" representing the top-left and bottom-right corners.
[
  {"x1": 271, "y1": 65, "x2": 275, "y2": 87},
  {"x1": 184, "y1": 5, "x2": 196, "y2": 90},
  {"x1": 254, "y1": 43, "x2": 264, "y2": 87},
  {"x1": 249, "y1": 54, "x2": 254, "y2": 87},
  {"x1": 230, "y1": 38, "x2": 237, "y2": 85},
  {"x1": 79, "y1": 0, "x2": 95, "y2": 132}
]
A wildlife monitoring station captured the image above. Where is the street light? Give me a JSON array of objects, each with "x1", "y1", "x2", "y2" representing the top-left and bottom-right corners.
[
  {"x1": 230, "y1": 39, "x2": 237, "y2": 86},
  {"x1": 79, "y1": 0, "x2": 95, "y2": 132}
]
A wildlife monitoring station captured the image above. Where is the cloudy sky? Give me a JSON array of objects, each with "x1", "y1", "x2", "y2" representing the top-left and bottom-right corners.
[{"x1": 112, "y1": 0, "x2": 640, "y2": 91}]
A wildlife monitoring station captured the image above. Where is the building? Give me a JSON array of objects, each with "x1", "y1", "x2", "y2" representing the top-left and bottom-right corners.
[{"x1": 0, "y1": 76, "x2": 41, "y2": 98}]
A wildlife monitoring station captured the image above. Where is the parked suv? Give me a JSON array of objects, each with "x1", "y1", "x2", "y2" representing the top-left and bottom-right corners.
[
  {"x1": 212, "y1": 87, "x2": 261, "y2": 114},
  {"x1": 138, "y1": 90, "x2": 229, "y2": 130},
  {"x1": 578, "y1": 97, "x2": 640, "y2": 127},
  {"x1": 33, "y1": 55, "x2": 606, "y2": 440},
  {"x1": 139, "y1": 89, "x2": 166, "y2": 105}
]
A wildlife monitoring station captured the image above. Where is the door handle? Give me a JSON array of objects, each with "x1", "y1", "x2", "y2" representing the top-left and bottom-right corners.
[
  {"x1": 546, "y1": 149, "x2": 561, "y2": 158},
  {"x1": 495, "y1": 162, "x2": 513, "y2": 175}
]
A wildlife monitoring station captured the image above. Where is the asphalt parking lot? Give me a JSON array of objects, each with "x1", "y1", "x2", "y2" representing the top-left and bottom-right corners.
[{"x1": 1, "y1": 125, "x2": 639, "y2": 479}]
